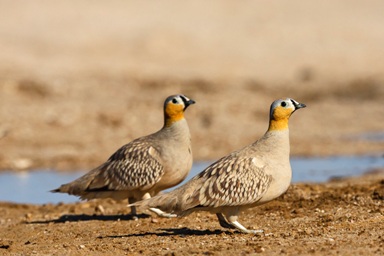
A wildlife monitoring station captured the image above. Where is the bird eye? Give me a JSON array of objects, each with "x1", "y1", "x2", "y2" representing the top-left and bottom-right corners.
[
  {"x1": 281, "y1": 101, "x2": 287, "y2": 107},
  {"x1": 172, "y1": 98, "x2": 178, "y2": 104}
]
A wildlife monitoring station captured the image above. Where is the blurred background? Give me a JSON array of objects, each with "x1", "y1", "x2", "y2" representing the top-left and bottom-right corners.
[{"x1": 0, "y1": 0, "x2": 383, "y2": 172}]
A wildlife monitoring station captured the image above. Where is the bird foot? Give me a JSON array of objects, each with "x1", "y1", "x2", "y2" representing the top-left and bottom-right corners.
[
  {"x1": 149, "y1": 207, "x2": 177, "y2": 218},
  {"x1": 229, "y1": 220, "x2": 264, "y2": 234},
  {"x1": 240, "y1": 229, "x2": 264, "y2": 234}
]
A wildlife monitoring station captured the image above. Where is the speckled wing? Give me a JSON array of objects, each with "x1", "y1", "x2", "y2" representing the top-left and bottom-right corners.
[
  {"x1": 88, "y1": 138, "x2": 164, "y2": 191},
  {"x1": 195, "y1": 156, "x2": 272, "y2": 208}
]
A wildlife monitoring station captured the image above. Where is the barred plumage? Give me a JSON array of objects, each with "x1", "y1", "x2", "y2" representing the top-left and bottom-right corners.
[
  {"x1": 98, "y1": 140, "x2": 164, "y2": 190},
  {"x1": 132, "y1": 98, "x2": 306, "y2": 233},
  {"x1": 52, "y1": 94, "x2": 195, "y2": 218},
  {"x1": 197, "y1": 157, "x2": 272, "y2": 207}
]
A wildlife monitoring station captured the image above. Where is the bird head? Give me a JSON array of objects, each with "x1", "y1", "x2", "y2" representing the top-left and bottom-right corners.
[
  {"x1": 268, "y1": 98, "x2": 306, "y2": 131},
  {"x1": 164, "y1": 94, "x2": 195, "y2": 126}
]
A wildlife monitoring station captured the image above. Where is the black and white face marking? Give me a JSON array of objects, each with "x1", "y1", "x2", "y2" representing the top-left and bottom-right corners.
[
  {"x1": 165, "y1": 94, "x2": 196, "y2": 110},
  {"x1": 179, "y1": 94, "x2": 196, "y2": 110},
  {"x1": 270, "y1": 98, "x2": 306, "y2": 117},
  {"x1": 290, "y1": 99, "x2": 306, "y2": 110}
]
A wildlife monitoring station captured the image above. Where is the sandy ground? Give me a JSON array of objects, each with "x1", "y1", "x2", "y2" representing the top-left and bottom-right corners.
[
  {"x1": 0, "y1": 1, "x2": 384, "y2": 255},
  {"x1": 1, "y1": 171, "x2": 383, "y2": 255}
]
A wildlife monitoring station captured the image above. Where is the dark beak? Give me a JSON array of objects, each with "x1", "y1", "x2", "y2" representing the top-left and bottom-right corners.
[
  {"x1": 295, "y1": 102, "x2": 306, "y2": 109},
  {"x1": 183, "y1": 98, "x2": 195, "y2": 110},
  {"x1": 291, "y1": 100, "x2": 306, "y2": 110}
]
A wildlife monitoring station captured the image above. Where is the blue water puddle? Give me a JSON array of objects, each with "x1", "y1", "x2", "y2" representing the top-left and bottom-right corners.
[
  {"x1": 348, "y1": 132, "x2": 384, "y2": 142},
  {"x1": 0, "y1": 155, "x2": 383, "y2": 205}
]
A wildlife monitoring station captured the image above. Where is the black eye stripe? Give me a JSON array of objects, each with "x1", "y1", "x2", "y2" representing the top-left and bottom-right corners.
[{"x1": 179, "y1": 95, "x2": 188, "y2": 104}]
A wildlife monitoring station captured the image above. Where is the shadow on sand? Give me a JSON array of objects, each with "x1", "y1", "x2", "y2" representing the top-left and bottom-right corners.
[
  {"x1": 102, "y1": 227, "x2": 237, "y2": 238},
  {"x1": 27, "y1": 213, "x2": 151, "y2": 224}
]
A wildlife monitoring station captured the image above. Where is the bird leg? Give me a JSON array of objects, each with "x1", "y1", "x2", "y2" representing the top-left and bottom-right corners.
[
  {"x1": 130, "y1": 206, "x2": 137, "y2": 215},
  {"x1": 128, "y1": 197, "x2": 139, "y2": 220},
  {"x1": 224, "y1": 210, "x2": 264, "y2": 234},
  {"x1": 216, "y1": 213, "x2": 236, "y2": 229}
]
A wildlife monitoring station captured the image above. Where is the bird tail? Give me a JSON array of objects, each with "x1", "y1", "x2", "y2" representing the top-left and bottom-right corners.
[
  {"x1": 130, "y1": 189, "x2": 183, "y2": 214},
  {"x1": 50, "y1": 167, "x2": 103, "y2": 196}
]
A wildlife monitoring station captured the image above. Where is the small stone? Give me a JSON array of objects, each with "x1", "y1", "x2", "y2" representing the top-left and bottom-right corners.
[{"x1": 255, "y1": 246, "x2": 265, "y2": 253}]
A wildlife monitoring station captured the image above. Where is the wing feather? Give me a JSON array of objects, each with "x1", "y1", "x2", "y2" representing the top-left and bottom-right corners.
[
  {"x1": 196, "y1": 156, "x2": 272, "y2": 207},
  {"x1": 88, "y1": 138, "x2": 164, "y2": 191}
]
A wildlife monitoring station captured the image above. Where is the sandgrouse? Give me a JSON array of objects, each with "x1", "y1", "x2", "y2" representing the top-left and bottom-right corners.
[
  {"x1": 131, "y1": 98, "x2": 305, "y2": 232},
  {"x1": 52, "y1": 94, "x2": 195, "y2": 217}
]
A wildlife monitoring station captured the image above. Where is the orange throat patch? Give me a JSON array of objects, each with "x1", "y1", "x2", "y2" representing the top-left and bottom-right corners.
[
  {"x1": 165, "y1": 104, "x2": 185, "y2": 126},
  {"x1": 268, "y1": 107, "x2": 292, "y2": 131},
  {"x1": 268, "y1": 118, "x2": 289, "y2": 131}
]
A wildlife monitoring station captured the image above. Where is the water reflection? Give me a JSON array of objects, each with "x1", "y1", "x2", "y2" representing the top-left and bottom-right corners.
[{"x1": 0, "y1": 155, "x2": 383, "y2": 204}]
